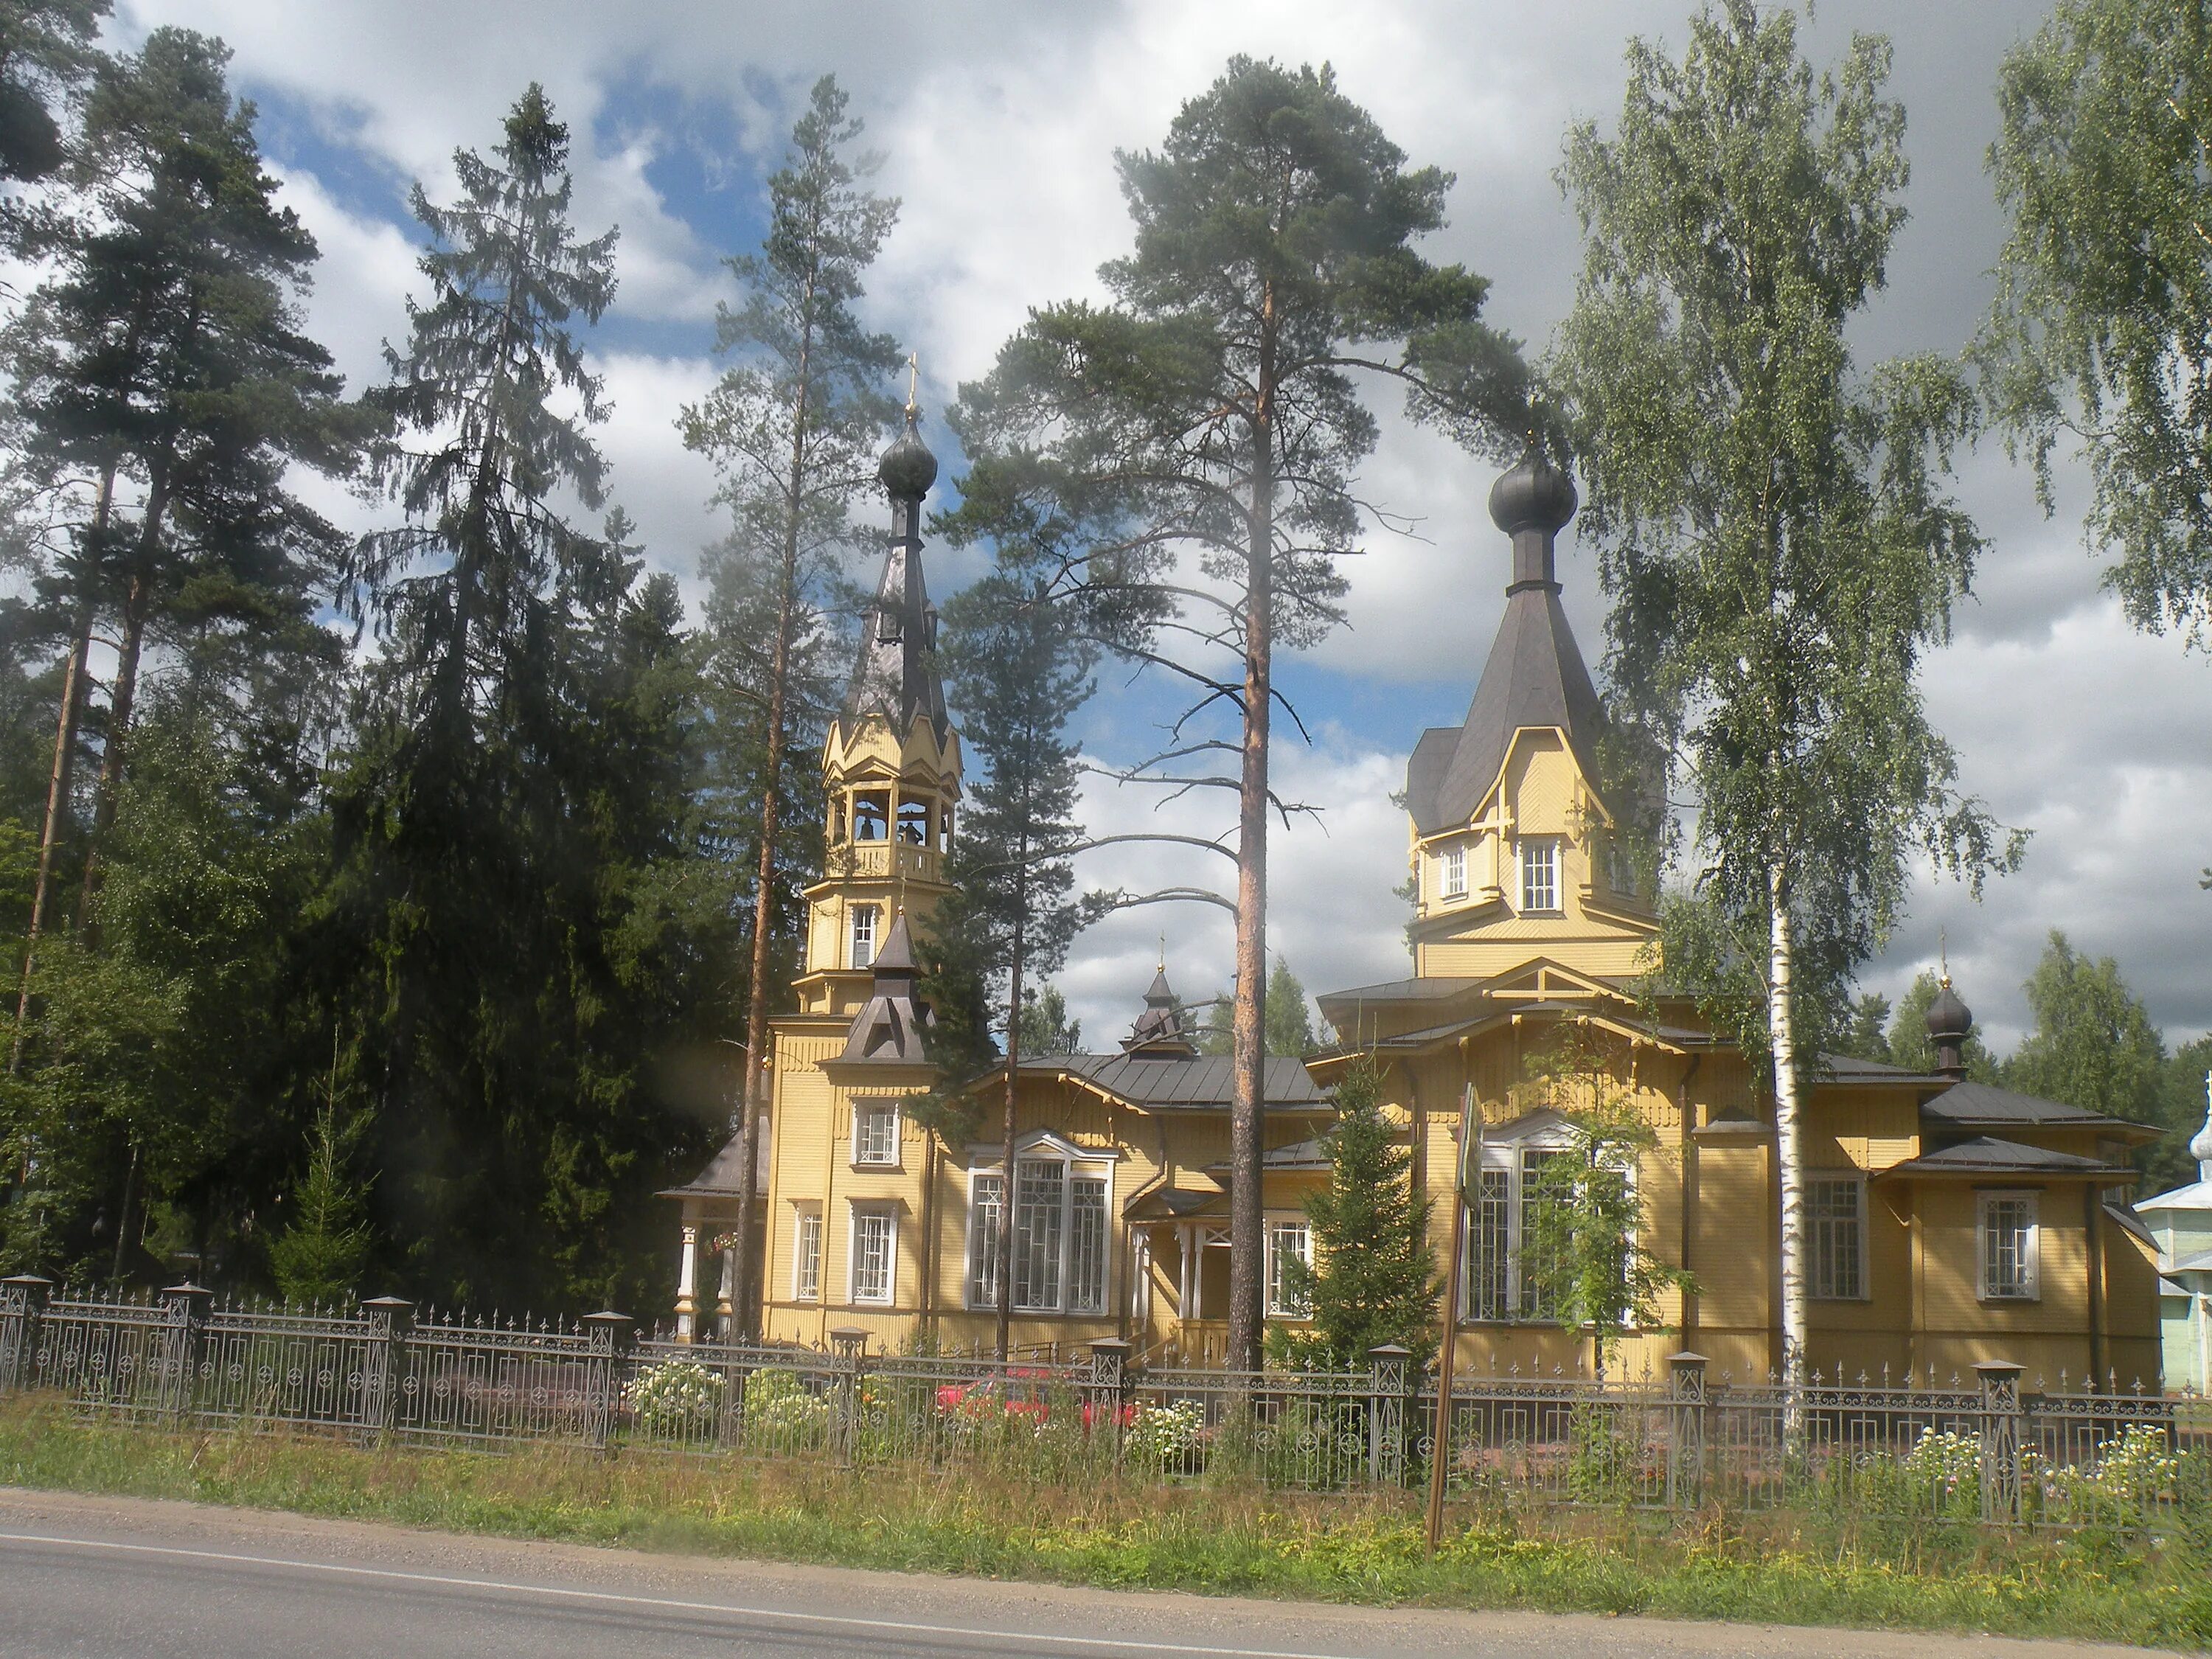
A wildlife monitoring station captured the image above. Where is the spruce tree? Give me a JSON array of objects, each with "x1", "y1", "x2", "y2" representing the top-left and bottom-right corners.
[
  {"x1": 1554, "y1": 2, "x2": 2020, "y2": 1388},
  {"x1": 1270, "y1": 1059, "x2": 1436, "y2": 1369},
  {"x1": 676, "y1": 74, "x2": 901, "y2": 1338},
  {"x1": 951, "y1": 58, "x2": 1527, "y2": 1368},
  {"x1": 1017, "y1": 984, "x2": 1080, "y2": 1056},
  {"x1": 924, "y1": 567, "x2": 1094, "y2": 1359}
]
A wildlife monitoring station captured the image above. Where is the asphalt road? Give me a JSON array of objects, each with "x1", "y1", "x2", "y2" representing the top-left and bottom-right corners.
[{"x1": 0, "y1": 1487, "x2": 2155, "y2": 1659}]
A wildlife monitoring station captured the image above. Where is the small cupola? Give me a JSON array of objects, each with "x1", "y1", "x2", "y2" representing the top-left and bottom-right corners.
[
  {"x1": 1487, "y1": 442, "x2": 1578, "y2": 594},
  {"x1": 1924, "y1": 975, "x2": 1973, "y2": 1079},
  {"x1": 1122, "y1": 961, "x2": 1196, "y2": 1057}
]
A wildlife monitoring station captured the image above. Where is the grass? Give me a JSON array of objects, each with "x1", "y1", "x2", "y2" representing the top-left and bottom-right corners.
[{"x1": 3, "y1": 1397, "x2": 2209, "y2": 1650}]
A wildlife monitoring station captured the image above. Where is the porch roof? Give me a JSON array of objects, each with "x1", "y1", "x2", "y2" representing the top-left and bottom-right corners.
[{"x1": 1876, "y1": 1135, "x2": 2135, "y2": 1181}]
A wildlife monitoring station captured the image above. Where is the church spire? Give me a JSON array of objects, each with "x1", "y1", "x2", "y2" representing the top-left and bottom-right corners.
[
  {"x1": 1403, "y1": 444, "x2": 1607, "y2": 835},
  {"x1": 846, "y1": 399, "x2": 950, "y2": 742}
]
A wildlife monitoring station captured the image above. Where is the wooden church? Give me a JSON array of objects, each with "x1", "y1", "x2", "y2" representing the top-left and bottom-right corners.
[{"x1": 665, "y1": 412, "x2": 2167, "y2": 1386}]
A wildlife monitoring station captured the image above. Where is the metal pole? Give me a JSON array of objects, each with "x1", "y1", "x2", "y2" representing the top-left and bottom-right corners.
[{"x1": 1425, "y1": 1082, "x2": 1476, "y2": 1555}]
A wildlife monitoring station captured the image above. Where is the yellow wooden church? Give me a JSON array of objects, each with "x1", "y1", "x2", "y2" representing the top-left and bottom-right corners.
[{"x1": 666, "y1": 416, "x2": 2167, "y2": 1387}]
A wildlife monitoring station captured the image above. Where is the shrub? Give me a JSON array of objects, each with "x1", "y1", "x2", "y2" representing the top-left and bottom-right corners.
[
  {"x1": 1122, "y1": 1399, "x2": 1205, "y2": 1474},
  {"x1": 625, "y1": 1360, "x2": 724, "y2": 1439},
  {"x1": 742, "y1": 1367, "x2": 831, "y2": 1450}
]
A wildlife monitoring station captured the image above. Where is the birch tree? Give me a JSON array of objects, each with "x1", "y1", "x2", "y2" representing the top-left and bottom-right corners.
[{"x1": 1554, "y1": 1, "x2": 2018, "y2": 1387}]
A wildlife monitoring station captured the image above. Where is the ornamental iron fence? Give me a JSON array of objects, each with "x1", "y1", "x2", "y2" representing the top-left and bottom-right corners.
[{"x1": 4, "y1": 1276, "x2": 2205, "y2": 1534}]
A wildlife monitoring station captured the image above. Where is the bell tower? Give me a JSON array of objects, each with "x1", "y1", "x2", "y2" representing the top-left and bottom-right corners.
[{"x1": 794, "y1": 402, "x2": 963, "y2": 1018}]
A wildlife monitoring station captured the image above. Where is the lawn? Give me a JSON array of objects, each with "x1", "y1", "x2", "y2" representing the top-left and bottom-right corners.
[{"x1": 3, "y1": 1397, "x2": 2208, "y2": 1650}]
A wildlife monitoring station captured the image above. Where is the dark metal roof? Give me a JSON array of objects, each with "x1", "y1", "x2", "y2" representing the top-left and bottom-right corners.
[
  {"x1": 1818, "y1": 1052, "x2": 1944, "y2": 1085},
  {"x1": 845, "y1": 414, "x2": 950, "y2": 744},
  {"x1": 1880, "y1": 1135, "x2": 2132, "y2": 1179},
  {"x1": 1019, "y1": 1051, "x2": 1327, "y2": 1110},
  {"x1": 661, "y1": 1134, "x2": 761, "y2": 1198},
  {"x1": 1205, "y1": 1136, "x2": 1332, "y2": 1175},
  {"x1": 836, "y1": 914, "x2": 934, "y2": 1065},
  {"x1": 1919, "y1": 1079, "x2": 2156, "y2": 1138}
]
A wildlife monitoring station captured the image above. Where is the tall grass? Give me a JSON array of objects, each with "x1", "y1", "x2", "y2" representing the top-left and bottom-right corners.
[{"x1": 2, "y1": 1397, "x2": 2208, "y2": 1649}]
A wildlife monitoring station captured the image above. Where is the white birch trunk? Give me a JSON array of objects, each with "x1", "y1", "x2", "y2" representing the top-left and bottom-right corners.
[{"x1": 1767, "y1": 861, "x2": 1806, "y2": 1391}]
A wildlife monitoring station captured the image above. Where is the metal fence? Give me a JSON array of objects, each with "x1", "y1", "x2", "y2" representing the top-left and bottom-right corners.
[{"x1": 4, "y1": 1276, "x2": 2206, "y2": 1533}]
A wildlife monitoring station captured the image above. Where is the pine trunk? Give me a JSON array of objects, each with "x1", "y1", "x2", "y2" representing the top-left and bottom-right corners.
[
  {"x1": 1767, "y1": 860, "x2": 1807, "y2": 1388},
  {"x1": 996, "y1": 905, "x2": 1026, "y2": 1363},
  {"x1": 1226, "y1": 290, "x2": 1277, "y2": 1376},
  {"x1": 77, "y1": 564, "x2": 152, "y2": 934},
  {"x1": 10, "y1": 599, "x2": 94, "y2": 1077}
]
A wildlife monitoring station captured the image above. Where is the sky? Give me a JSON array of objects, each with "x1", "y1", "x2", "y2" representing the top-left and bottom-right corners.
[{"x1": 99, "y1": 0, "x2": 2212, "y2": 1059}]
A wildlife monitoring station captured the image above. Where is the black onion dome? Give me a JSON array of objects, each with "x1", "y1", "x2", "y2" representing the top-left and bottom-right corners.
[
  {"x1": 1487, "y1": 447, "x2": 1577, "y2": 537},
  {"x1": 877, "y1": 410, "x2": 938, "y2": 498},
  {"x1": 1925, "y1": 978, "x2": 1972, "y2": 1044}
]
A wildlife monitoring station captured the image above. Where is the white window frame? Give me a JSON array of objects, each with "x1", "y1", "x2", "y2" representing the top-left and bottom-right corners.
[
  {"x1": 1265, "y1": 1217, "x2": 1312, "y2": 1318},
  {"x1": 1440, "y1": 844, "x2": 1467, "y2": 899},
  {"x1": 849, "y1": 904, "x2": 879, "y2": 969},
  {"x1": 791, "y1": 1206, "x2": 822, "y2": 1302},
  {"x1": 1462, "y1": 1113, "x2": 1636, "y2": 1324},
  {"x1": 1806, "y1": 1175, "x2": 1869, "y2": 1301},
  {"x1": 1978, "y1": 1190, "x2": 2040, "y2": 1302},
  {"x1": 1518, "y1": 837, "x2": 1561, "y2": 913},
  {"x1": 848, "y1": 1204, "x2": 897, "y2": 1306},
  {"x1": 964, "y1": 1135, "x2": 1114, "y2": 1315},
  {"x1": 851, "y1": 1099, "x2": 900, "y2": 1167}
]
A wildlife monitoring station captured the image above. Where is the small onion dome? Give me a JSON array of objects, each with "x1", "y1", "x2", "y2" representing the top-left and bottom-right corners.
[
  {"x1": 1924, "y1": 977, "x2": 1972, "y2": 1046},
  {"x1": 1487, "y1": 446, "x2": 1577, "y2": 537},
  {"x1": 2188, "y1": 1077, "x2": 2212, "y2": 1172},
  {"x1": 877, "y1": 408, "x2": 938, "y2": 499}
]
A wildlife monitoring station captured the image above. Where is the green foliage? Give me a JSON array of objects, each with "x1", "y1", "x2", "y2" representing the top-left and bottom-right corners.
[
  {"x1": 625, "y1": 1359, "x2": 725, "y2": 1439},
  {"x1": 1017, "y1": 984, "x2": 1080, "y2": 1057},
  {"x1": 2003, "y1": 931, "x2": 2166, "y2": 1121},
  {"x1": 267, "y1": 1093, "x2": 372, "y2": 1307},
  {"x1": 1195, "y1": 957, "x2": 1313, "y2": 1057},
  {"x1": 1269, "y1": 1058, "x2": 1437, "y2": 1368},
  {"x1": 0, "y1": 0, "x2": 107, "y2": 192},
  {"x1": 1836, "y1": 993, "x2": 1892, "y2": 1065},
  {"x1": 1985, "y1": 0, "x2": 2212, "y2": 651}
]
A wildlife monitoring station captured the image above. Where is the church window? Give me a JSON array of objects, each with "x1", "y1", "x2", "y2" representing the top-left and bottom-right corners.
[
  {"x1": 1808, "y1": 1177, "x2": 1867, "y2": 1300},
  {"x1": 849, "y1": 905, "x2": 879, "y2": 969},
  {"x1": 852, "y1": 1101, "x2": 899, "y2": 1166},
  {"x1": 852, "y1": 791, "x2": 888, "y2": 841},
  {"x1": 849, "y1": 1207, "x2": 896, "y2": 1304},
  {"x1": 1265, "y1": 1219, "x2": 1312, "y2": 1318},
  {"x1": 1519, "y1": 837, "x2": 1560, "y2": 912},
  {"x1": 1979, "y1": 1192, "x2": 2039, "y2": 1301},
  {"x1": 791, "y1": 1208, "x2": 822, "y2": 1301},
  {"x1": 968, "y1": 1172, "x2": 1004, "y2": 1307},
  {"x1": 966, "y1": 1147, "x2": 1113, "y2": 1315},
  {"x1": 1440, "y1": 844, "x2": 1467, "y2": 899},
  {"x1": 1464, "y1": 1130, "x2": 1621, "y2": 1323}
]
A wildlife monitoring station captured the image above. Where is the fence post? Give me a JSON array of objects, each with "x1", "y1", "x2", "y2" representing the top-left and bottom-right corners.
[
  {"x1": 0, "y1": 1275, "x2": 52, "y2": 1395},
  {"x1": 1666, "y1": 1352, "x2": 1709, "y2": 1512},
  {"x1": 359, "y1": 1297, "x2": 414, "y2": 1446},
  {"x1": 1088, "y1": 1338, "x2": 1132, "y2": 1456},
  {"x1": 1367, "y1": 1343, "x2": 1412, "y2": 1486},
  {"x1": 580, "y1": 1310, "x2": 636, "y2": 1453},
  {"x1": 1975, "y1": 1360, "x2": 2025, "y2": 1524},
  {"x1": 829, "y1": 1327, "x2": 868, "y2": 1465},
  {"x1": 157, "y1": 1282, "x2": 212, "y2": 1422}
]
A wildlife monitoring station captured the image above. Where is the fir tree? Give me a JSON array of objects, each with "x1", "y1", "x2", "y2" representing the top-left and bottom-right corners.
[
  {"x1": 1837, "y1": 993, "x2": 1893, "y2": 1065},
  {"x1": 1017, "y1": 984, "x2": 1080, "y2": 1056},
  {"x1": 268, "y1": 1061, "x2": 372, "y2": 1307},
  {"x1": 924, "y1": 566, "x2": 1095, "y2": 1358},
  {"x1": 950, "y1": 58, "x2": 1527, "y2": 1367},
  {"x1": 676, "y1": 74, "x2": 902, "y2": 1338},
  {"x1": 1270, "y1": 1058, "x2": 1436, "y2": 1369},
  {"x1": 1554, "y1": 1, "x2": 2020, "y2": 1387}
]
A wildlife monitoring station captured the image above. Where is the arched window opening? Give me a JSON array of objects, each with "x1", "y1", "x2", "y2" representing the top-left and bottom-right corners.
[{"x1": 852, "y1": 791, "x2": 889, "y2": 841}]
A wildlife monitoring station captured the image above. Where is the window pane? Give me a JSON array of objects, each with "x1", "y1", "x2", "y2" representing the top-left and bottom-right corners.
[
  {"x1": 794, "y1": 1211, "x2": 821, "y2": 1301},
  {"x1": 1518, "y1": 1149, "x2": 1564, "y2": 1319},
  {"x1": 854, "y1": 1211, "x2": 893, "y2": 1303},
  {"x1": 850, "y1": 905, "x2": 877, "y2": 968},
  {"x1": 1442, "y1": 846, "x2": 1466, "y2": 897},
  {"x1": 1808, "y1": 1179, "x2": 1863, "y2": 1300},
  {"x1": 969, "y1": 1173, "x2": 1004, "y2": 1307},
  {"x1": 1983, "y1": 1197, "x2": 2034, "y2": 1298},
  {"x1": 1014, "y1": 1159, "x2": 1064, "y2": 1310},
  {"x1": 1069, "y1": 1178, "x2": 1109, "y2": 1314},
  {"x1": 1467, "y1": 1168, "x2": 1512, "y2": 1321},
  {"x1": 1520, "y1": 840, "x2": 1559, "y2": 912},
  {"x1": 855, "y1": 1105, "x2": 896, "y2": 1164},
  {"x1": 1267, "y1": 1220, "x2": 1311, "y2": 1318}
]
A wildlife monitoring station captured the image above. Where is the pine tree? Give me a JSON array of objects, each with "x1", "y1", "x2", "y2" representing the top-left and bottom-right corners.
[
  {"x1": 0, "y1": 0, "x2": 107, "y2": 197},
  {"x1": 1270, "y1": 1059, "x2": 1436, "y2": 1369},
  {"x1": 950, "y1": 58, "x2": 1527, "y2": 1367},
  {"x1": 1554, "y1": 1, "x2": 2020, "y2": 1388},
  {"x1": 925, "y1": 566, "x2": 1095, "y2": 1358},
  {"x1": 4, "y1": 27, "x2": 355, "y2": 1061},
  {"x1": 676, "y1": 74, "x2": 901, "y2": 1338}
]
